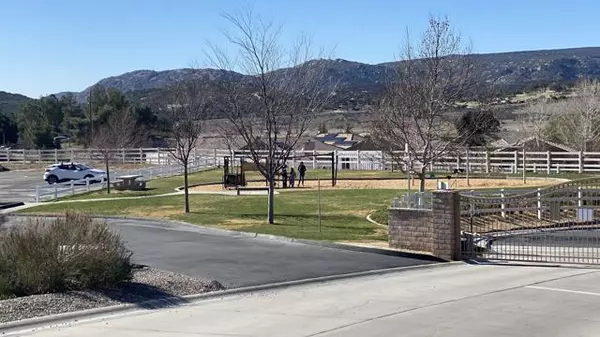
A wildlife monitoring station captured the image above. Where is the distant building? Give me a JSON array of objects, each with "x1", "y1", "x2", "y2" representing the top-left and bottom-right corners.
[
  {"x1": 494, "y1": 136, "x2": 575, "y2": 152},
  {"x1": 301, "y1": 133, "x2": 380, "y2": 151}
]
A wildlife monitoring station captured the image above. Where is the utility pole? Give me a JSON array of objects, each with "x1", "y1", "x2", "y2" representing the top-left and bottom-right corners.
[{"x1": 89, "y1": 87, "x2": 93, "y2": 145}]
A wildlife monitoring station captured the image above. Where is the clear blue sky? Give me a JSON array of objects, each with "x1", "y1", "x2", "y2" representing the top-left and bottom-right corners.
[{"x1": 1, "y1": 0, "x2": 599, "y2": 98}]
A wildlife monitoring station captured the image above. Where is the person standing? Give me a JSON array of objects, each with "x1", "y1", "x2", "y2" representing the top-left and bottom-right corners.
[
  {"x1": 289, "y1": 168, "x2": 296, "y2": 188},
  {"x1": 281, "y1": 165, "x2": 288, "y2": 188},
  {"x1": 298, "y1": 161, "x2": 307, "y2": 186}
]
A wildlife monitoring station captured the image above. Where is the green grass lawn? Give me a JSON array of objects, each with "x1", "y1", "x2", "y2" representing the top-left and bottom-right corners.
[
  {"x1": 25, "y1": 167, "x2": 595, "y2": 240},
  {"x1": 56, "y1": 168, "x2": 417, "y2": 201},
  {"x1": 22, "y1": 189, "x2": 399, "y2": 241},
  {"x1": 56, "y1": 168, "x2": 227, "y2": 201},
  {"x1": 57, "y1": 166, "x2": 591, "y2": 202}
]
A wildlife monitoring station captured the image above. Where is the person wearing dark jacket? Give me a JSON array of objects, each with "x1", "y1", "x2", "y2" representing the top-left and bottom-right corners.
[
  {"x1": 298, "y1": 162, "x2": 307, "y2": 186},
  {"x1": 289, "y1": 168, "x2": 296, "y2": 188},
  {"x1": 281, "y1": 165, "x2": 288, "y2": 188}
]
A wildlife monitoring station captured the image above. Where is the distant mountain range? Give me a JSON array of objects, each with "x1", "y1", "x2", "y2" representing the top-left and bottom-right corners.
[
  {"x1": 0, "y1": 91, "x2": 32, "y2": 116},
  {"x1": 16, "y1": 47, "x2": 600, "y2": 108}
]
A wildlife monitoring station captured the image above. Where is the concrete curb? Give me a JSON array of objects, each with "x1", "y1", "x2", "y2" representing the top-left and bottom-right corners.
[
  {"x1": 7, "y1": 214, "x2": 444, "y2": 262},
  {"x1": 366, "y1": 212, "x2": 386, "y2": 228},
  {"x1": 0, "y1": 260, "x2": 461, "y2": 335}
]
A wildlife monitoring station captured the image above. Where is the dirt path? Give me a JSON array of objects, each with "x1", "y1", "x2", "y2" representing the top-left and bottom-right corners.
[{"x1": 192, "y1": 177, "x2": 565, "y2": 192}]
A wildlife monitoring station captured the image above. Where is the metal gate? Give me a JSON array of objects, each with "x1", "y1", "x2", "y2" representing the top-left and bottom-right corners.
[{"x1": 460, "y1": 178, "x2": 600, "y2": 265}]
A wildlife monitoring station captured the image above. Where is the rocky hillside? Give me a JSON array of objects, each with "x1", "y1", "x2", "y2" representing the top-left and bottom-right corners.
[
  {"x1": 60, "y1": 47, "x2": 600, "y2": 105},
  {"x1": 0, "y1": 91, "x2": 32, "y2": 116}
]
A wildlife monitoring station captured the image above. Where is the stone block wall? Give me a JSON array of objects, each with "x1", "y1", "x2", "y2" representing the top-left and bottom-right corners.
[
  {"x1": 388, "y1": 208, "x2": 433, "y2": 253},
  {"x1": 388, "y1": 190, "x2": 461, "y2": 261}
]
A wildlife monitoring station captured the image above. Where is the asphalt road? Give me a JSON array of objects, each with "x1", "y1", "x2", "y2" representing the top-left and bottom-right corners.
[
  {"x1": 110, "y1": 218, "x2": 434, "y2": 287},
  {"x1": 5, "y1": 217, "x2": 434, "y2": 288}
]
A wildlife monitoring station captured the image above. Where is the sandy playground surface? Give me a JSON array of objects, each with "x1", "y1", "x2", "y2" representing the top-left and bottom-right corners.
[{"x1": 191, "y1": 177, "x2": 566, "y2": 192}]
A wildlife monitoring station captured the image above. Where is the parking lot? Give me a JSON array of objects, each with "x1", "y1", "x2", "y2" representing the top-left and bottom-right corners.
[
  {"x1": 0, "y1": 170, "x2": 42, "y2": 203},
  {"x1": 0, "y1": 164, "x2": 187, "y2": 204}
]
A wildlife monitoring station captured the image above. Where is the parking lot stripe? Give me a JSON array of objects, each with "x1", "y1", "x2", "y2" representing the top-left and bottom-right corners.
[{"x1": 526, "y1": 285, "x2": 600, "y2": 297}]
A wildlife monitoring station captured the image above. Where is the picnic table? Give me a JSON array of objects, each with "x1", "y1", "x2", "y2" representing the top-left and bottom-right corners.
[{"x1": 113, "y1": 174, "x2": 146, "y2": 191}]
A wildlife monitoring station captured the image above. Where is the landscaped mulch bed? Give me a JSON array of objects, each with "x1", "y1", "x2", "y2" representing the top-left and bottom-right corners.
[{"x1": 0, "y1": 266, "x2": 224, "y2": 323}]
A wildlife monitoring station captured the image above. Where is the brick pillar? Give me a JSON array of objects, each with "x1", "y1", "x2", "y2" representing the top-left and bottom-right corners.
[
  {"x1": 388, "y1": 208, "x2": 432, "y2": 252},
  {"x1": 431, "y1": 190, "x2": 461, "y2": 260}
]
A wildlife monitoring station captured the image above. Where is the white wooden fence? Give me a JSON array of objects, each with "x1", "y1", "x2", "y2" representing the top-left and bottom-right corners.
[
  {"x1": 207, "y1": 149, "x2": 600, "y2": 174},
  {"x1": 4, "y1": 148, "x2": 600, "y2": 174},
  {"x1": 0, "y1": 148, "x2": 210, "y2": 166}
]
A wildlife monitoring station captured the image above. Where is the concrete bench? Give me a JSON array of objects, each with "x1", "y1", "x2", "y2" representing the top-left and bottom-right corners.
[{"x1": 236, "y1": 186, "x2": 269, "y2": 195}]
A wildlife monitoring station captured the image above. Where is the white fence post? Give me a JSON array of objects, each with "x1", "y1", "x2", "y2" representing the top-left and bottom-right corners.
[
  {"x1": 485, "y1": 151, "x2": 490, "y2": 174},
  {"x1": 578, "y1": 186, "x2": 583, "y2": 208},
  {"x1": 513, "y1": 151, "x2": 518, "y2": 174},
  {"x1": 139, "y1": 148, "x2": 143, "y2": 164},
  {"x1": 86, "y1": 178, "x2": 90, "y2": 192},
  {"x1": 500, "y1": 188, "x2": 506, "y2": 218},
  {"x1": 356, "y1": 150, "x2": 361, "y2": 170},
  {"x1": 122, "y1": 149, "x2": 126, "y2": 163},
  {"x1": 537, "y1": 188, "x2": 542, "y2": 220},
  {"x1": 54, "y1": 185, "x2": 58, "y2": 200},
  {"x1": 312, "y1": 150, "x2": 317, "y2": 169},
  {"x1": 546, "y1": 151, "x2": 551, "y2": 174},
  {"x1": 579, "y1": 151, "x2": 584, "y2": 174}
]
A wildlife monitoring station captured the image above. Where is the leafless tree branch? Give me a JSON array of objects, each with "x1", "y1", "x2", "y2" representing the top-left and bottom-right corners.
[
  {"x1": 208, "y1": 9, "x2": 334, "y2": 223},
  {"x1": 371, "y1": 15, "x2": 479, "y2": 192},
  {"x1": 92, "y1": 107, "x2": 143, "y2": 193}
]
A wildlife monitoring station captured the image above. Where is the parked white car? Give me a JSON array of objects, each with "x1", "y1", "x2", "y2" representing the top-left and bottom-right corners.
[{"x1": 43, "y1": 163, "x2": 106, "y2": 184}]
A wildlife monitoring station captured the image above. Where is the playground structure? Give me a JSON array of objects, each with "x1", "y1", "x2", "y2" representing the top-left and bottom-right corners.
[
  {"x1": 222, "y1": 155, "x2": 246, "y2": 189},
  {"x1": 221, "y1": 151, "x2": 338, "y2": 190}
]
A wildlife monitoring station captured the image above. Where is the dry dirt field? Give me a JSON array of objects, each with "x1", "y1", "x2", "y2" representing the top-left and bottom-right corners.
[{"x1": 192, "y1": 177, "x2": 565, "y2": 192}]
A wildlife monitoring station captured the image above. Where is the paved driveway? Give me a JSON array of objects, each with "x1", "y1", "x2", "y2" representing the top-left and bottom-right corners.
[
  {"x1": 0, "y1": 170, "x2": 41, "y2": 203},
  {"x1": 110, "y1": 219, "x2": 434, "y2": 287},
  {"x1": 5, "y1": 217, "x2": 435, "y2": 287}
]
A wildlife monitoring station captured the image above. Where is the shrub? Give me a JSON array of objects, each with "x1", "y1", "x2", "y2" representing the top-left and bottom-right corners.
[{"x1": 0, "y1": 212, "x2": 132, "y2": 297}]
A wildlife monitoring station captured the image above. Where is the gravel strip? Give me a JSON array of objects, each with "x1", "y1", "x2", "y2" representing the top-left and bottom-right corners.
[{"x1": 0, "y1": 266, "x2": 225, "y2": 323}]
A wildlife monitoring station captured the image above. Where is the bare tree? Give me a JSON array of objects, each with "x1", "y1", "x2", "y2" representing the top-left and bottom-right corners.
[
  {"x1": 209, "y1": 10, "x2": 333, "y2": 224},
  {"x1": 161, "y1": 81, "x2": 209, "y2": 214},
  {"x1": 544, "y1": 79, "x2": 600, "y2": 151},
  {"x1": 371, "y1": 16, "x2": 477, "y2": 192},
  {"x1": 517, "y1": 91, "x2": 556, "y2": 148},
  {"x1": 92, "y1": 108, "x2": 143, "y2": 194}
]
